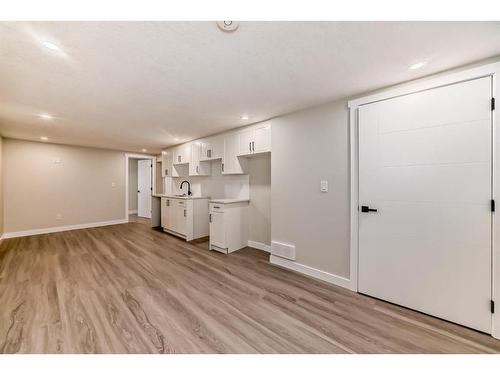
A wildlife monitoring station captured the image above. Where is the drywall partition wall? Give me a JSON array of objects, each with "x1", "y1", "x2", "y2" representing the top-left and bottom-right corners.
[
  {"x1": 3, "y1": 139, "x2": 126, "y2": 235},
  {"x1": 0, "y1": 136, "x2": 3, "y2": 237},
  {"x1": 128, "y1": 158, "x2": 138, "y2": 213},
  {"x1": 248, "y1": 153, "x2": 271, "y2": 246},
  {"x1": 271, "y1": 100, "x2": 350, "y2": 278}
]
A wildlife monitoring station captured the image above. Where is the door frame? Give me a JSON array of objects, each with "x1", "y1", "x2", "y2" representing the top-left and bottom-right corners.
[
  {"x1": 124, "y1": 153, "x2": 157, "y2": 222},
  {"x1": 348, "y1": 61, "x2": 500, "y2": 338}
]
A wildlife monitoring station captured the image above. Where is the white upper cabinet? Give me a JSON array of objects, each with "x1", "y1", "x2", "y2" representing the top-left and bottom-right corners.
[
  {"x1": 223, "y1": 132, "x2": 247, "y2": 174},
  {"x1": 200, "y1": 136, "x2": 223, "y2": 161},
  {"x1": 239, "y1": 128, "x2": 254, "y2": 156},
  {"x1": 238, "y1": 122, "x2": 271, "y2": 156},
  {"x1": 174, "y1": 143, "x2": 191, "y2": 165},
  {"x1": 161, "y1": 122, "x2": 270, "y2": 176},
  {"x1": 161, "y1": 149, "x2": 178, "y2": 177},
  {"x1": 189, "y1": 142, "x2": 211, "y2": 176},
  {"x1": 253, "y1": 123, "x2": 271, "y2": 153}
]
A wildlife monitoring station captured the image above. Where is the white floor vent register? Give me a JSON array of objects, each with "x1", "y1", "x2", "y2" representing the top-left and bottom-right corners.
[{"x1": 271, "y1": 241, "x2": 296, "y2": 260}]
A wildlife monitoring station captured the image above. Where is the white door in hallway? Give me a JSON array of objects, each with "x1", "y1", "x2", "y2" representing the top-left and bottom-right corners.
[
  {"x1": 358, "y1": 77, "x2": 493, "y2": 333},
  {"x1": 138, "y1": 159, "x2": 152, "y2": 218}
]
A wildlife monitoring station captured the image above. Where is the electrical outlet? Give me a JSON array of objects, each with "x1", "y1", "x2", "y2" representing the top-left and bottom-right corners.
[
  {"x1": 56, "y1": 213, "x2": 63, "y2": 221},
  {"x1": 111, "y1": 182, "x2": 116, "y2": 188}
]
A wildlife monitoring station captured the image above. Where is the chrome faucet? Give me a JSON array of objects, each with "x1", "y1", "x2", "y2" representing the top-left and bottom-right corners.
[{"x1": 180, "y1": 180, "x2": 192, "y2": 196}]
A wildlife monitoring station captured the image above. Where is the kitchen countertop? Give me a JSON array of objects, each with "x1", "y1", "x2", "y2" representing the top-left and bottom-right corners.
[
  {"x1": 154, "y1": 194, "x2": 210, "y2": 200},
  {"x1": 209, "y1": 198, "x2": 250, "y2": 204}
]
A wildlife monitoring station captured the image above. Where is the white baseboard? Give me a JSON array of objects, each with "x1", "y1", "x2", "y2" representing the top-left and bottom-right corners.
[
  {"x1": 128, "y1": 210, "x2": 138, "y2": 215},
  {"x1": 248, "y1": 240, "x2": 271, "y2": 252},
  {"x1": 2, "y1": 219, "x2": 128, "y2": 239},
  {"x1": 270, "y1": 255, "x2": 351, "y2": 290}
]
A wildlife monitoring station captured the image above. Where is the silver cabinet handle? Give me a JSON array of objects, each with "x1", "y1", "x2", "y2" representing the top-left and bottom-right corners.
[
  {"x1": 209, "y1": 214, "x2": 212, "y2": 223},
  {"x1": 166, "y1": 200, "x2": 170, "y2": 206},
  {"x1": 165, "y1": 168, "x2": 168, "y2": 175},
  {"x1": 196, "y1": 165, "x2": 199, "y2": 174},
  {"x1": 249, "y1": 142, "x2": 251, "y2": 152},
  {"x1": 252, "y1": 141, "x2": 255, "y2": 152},
  {"x1": 222, "y1": 163, "x2": 224, "y2": 172},
  {"x1": 184, "y1": 209, "x2": 186, "y2": 217},
  {"x1": 213, "y1": 206, "x2": 220, "y2": 209}
]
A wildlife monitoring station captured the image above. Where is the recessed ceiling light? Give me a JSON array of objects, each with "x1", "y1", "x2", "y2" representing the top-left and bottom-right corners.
[
  {"x1": 40, "y1": 136, "x2": 48, "y2": 141},
  {"x1": 142, "y1": 148, "x2": 147, "y2": 153},
  {"x1": 409, "y1": 61, "x2": 427, "y2": 70},
  {"x1": 38, "y1": 113, "x2": 53, "y2": 120},
  {"x1": 42, "y1": 41, "x2": 60, "y2": 51},
  {"x1": 240, "y1": 115, "x2": 249, "y2": 120},
  {"x1": 161, "y1": 151, "x2": 167, "y2": 155}
]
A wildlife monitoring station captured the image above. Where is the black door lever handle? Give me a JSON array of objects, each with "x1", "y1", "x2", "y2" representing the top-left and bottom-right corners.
[{"x1": 361, "y1": 205, "x2": 378, "y2": 213}]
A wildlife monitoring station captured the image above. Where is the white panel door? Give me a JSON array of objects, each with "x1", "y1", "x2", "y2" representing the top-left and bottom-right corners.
[
  {"x1": 358, "y1": 77, "x2": 493, "y2": 333},
  {"x1": 137, "y1": 160, "x2": 152, "y2": 218}
]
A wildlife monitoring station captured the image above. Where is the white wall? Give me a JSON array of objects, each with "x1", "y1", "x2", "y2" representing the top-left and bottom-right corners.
[
  {"x1": 128, "y1": 158, "x2": 138, "y2": 212},
  {"x1": 3, "y1": 139, "x2": 126, "y2": 234},
  {"x1": 248, "y1": 154, "x2": 271, "y2": 246},
  {"x1": 271, "y1": 100, "x2": 350, "y2": 278}
]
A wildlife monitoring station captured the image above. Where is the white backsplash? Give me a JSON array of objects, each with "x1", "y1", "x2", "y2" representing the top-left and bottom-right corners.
[{"x1": 167, "y1": 160, "x2": 249, "y2": 199}]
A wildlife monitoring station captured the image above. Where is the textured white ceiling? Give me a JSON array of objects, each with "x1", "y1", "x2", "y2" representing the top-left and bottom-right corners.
[{"x1": 1, "y1": 21, "x2": 500, "y2": 153}]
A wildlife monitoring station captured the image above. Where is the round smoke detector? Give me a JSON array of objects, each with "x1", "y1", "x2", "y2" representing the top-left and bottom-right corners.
[{"x1": 217, "y1": 21, "x2": 239, "y2": 33}]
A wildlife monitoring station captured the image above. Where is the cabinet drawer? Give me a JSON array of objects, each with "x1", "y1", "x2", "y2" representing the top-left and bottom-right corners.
[
  {"x1": 172, "y1": 199, "x2": 186, "y2": 207},
  {"x1": 209, "y1": 203, "x2": 224, "y2": 213}
]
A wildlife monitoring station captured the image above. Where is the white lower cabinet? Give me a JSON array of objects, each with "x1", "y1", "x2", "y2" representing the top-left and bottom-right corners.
[
  {"x1": 161, "y1": 197, "x2": 209, "y2": 241},
  {"x1": 209, "y1": 200, "x2": 249, "y2": 254}
]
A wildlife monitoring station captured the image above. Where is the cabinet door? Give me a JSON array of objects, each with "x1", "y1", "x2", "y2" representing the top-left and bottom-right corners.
[
  {"x1": 253, "y1": 123, "x2": 271, "y2": 153},
  {"x1": 189, "y1": 143, "x2": 201, "y2": 175},
  {"x1": 162, "y1": 150, "x2": 175, "y2": 177},
  {"x1": 238, "y1": 129, "x2": 254, "y2": 156},
  {"x1": 176, "y1": 205, "x2": 187, "y2": 235},
  {"x1": 165, "y1": 200, "x2": 175, "y2": 231},
  {"x1": 200, "y1": 141, "x2": 209, "y2": 161},
  {"x1": 209, "y1": 136, "x2": 223, "y2": 160},
  {"x1": 161, "y1": 152, "x2": 167, "y2": 177},
  {"x1": 210, "y1": 211, "x2": 226, "y2": 248},
  {"x1": 174, "y1": 144, "x2": 190, "y2": 164},
  {"x1": 223, "y1": 133, "x2": 245, "y2": 174},
  {"x1": 161, "y1": 199, "x2": 168, "y2": 228}
]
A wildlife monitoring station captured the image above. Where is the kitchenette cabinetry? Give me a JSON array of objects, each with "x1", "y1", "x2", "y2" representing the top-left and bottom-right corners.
[
  {"x1": 189, "y1": 142, "x2": 211, "y2": 176},
  {"x1": 160, "y1": 121, "x2": 271, "y2": 176},
  {"x1": 161, "y1": 149, "x2": 178, "y2": 177},
  {"x1": 174, "y1": 143, "x2": 191, "y2": 165},
  {"x1": 223, "y1": 132, "x2": 247, "y2": 175},
  {"x1": 161, "y1": 196, "x2": 209, "y2": 241},
  {"x1": 200, "y1": 136, "x2": 223, "y2": 161},
  {"x1": 238, "y1": 122, "x2": 271, "y2": 156},
  {"x1": 209, "y1": 199, "x2": 249, "y2": 254}
]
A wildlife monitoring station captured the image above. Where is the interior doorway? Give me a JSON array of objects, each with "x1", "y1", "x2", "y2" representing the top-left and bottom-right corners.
[{"x1": 125, "y1": 153, "x2": 157, "y2": 223}]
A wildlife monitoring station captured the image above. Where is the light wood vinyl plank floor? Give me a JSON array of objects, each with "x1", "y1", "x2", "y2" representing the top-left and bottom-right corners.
[{"x1": 1, "y1": 219, "x2": 500, "y2": 353}]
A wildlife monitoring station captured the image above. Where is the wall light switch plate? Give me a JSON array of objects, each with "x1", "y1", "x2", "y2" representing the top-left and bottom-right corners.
[
  {"x1": 320, "y1": 180, "x2": 328, "y2": 192},
  {"x1": 111, "y1": 182, "x2": 116, "y2": 188}
]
